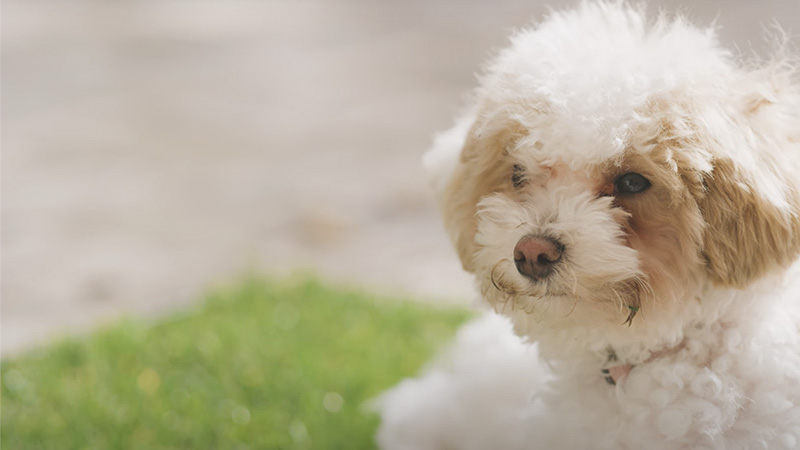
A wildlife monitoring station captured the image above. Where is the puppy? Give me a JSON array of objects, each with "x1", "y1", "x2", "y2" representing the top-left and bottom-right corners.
[{"x1": 377, "y1": 3, "x2": 800, "y2": 449}]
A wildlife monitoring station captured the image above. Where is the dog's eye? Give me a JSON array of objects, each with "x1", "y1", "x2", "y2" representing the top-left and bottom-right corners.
[
  {"x1": 512, "y1": 164, "x2": 527, "y2": 188},
  {"x1": 614, "y1": 172, "x2": 650, "y2": 194}
]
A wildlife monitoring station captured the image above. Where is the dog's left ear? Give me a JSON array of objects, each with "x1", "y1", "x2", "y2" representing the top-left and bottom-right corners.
[{"x1": 699, "y1": 68, "x2": 800, "y2": 287}]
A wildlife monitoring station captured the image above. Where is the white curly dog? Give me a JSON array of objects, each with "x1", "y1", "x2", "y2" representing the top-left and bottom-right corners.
[{"x1": 377, "y1": 3, "x2": 800, "y2": 449}]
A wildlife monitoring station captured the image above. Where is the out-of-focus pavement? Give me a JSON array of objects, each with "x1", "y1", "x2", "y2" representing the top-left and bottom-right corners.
[{"x1": 3, "y1": 0, "x2": 799, "y2": 356}]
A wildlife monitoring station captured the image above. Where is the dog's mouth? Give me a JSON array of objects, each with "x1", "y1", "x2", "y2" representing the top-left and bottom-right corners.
[
  {"x1": 487, "y1": 259, "x2": 567, "y2": 297},
  {"x1": 485, "y1": 258, "x2": 647, "y2": 323}
]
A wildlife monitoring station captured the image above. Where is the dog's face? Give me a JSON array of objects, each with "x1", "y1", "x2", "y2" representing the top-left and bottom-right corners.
[{"x1": 427, "y1": 5, "x2": 800, "y2": 336}]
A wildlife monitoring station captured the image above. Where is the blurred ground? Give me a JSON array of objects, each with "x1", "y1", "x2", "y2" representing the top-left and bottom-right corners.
[{"x1": 3, "y1": 0, "x2": 799, "y2": 355}]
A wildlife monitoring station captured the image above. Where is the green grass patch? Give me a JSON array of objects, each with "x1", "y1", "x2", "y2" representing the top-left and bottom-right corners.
[{"x1": 1, "y1": 277, "x2": 471, "y2": 449}]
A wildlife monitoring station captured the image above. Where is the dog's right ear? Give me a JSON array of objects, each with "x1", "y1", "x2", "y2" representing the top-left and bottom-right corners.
[
  {"x1": 698, "y1": 63, "x2": 800, "y2": 287},
  {"x1": 423, "y1": 114, "x2": 475, "y2": 204},
  {"x1": 424, "y1": 112, "x2": 524, "y2": 272}
]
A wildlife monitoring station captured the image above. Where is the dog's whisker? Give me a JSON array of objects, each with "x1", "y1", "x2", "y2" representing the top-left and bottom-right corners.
[
  {"x1": 490, "y1": 259, "x2": 513, "y2": 294},
  {"x1": 562, "y1": 295, "x2": 579, "y2": 318},
  {"x1": 567, "y1": 271, "x2": 579, "y2": 296}
]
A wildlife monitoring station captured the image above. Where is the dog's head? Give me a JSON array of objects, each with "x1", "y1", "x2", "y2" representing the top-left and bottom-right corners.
[{"x1": 426, "y1": 3, "x2": 800, "y2": 337}]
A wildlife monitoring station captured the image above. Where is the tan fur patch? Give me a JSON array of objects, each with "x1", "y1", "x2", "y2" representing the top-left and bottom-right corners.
[{"x1": 699, "y1": 158, "x2": 800, "y2": 287}]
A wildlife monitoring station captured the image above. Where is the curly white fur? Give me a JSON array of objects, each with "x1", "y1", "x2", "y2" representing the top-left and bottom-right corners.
[{"x1": 377, "y1": 2, "x2": 800, "y2": 449}]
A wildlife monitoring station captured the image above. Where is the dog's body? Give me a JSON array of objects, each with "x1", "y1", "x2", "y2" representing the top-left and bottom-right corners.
[
  {"x1": 378, "y1": 270, "x2": 800, "y2": 449},
  {"x1": 377, "y1": 3, "x2": 800, "y2": 449}
]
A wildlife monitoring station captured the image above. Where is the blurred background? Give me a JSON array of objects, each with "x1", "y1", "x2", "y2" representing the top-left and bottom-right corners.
[{"x1": 3, "y1": 0, "x2": 800, "y2": 356}]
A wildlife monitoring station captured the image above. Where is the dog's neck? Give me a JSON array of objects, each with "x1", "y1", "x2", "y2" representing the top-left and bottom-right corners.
[{"x1": 521, "y1": 266, "x2": 799, "y2": 380}]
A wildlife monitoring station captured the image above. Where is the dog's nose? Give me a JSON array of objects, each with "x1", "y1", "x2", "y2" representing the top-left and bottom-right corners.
[{"x1": 513, "y1": 236, "x2": 563, "y2": 281}]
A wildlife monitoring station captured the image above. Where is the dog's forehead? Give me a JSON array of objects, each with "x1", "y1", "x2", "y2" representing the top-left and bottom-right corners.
[
  {"x1": 509, "y1": 108, "x2": 636, "y2": 170},
  {"x1": 484, "y1": 5, "x2": 739, "y2": 171}
]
